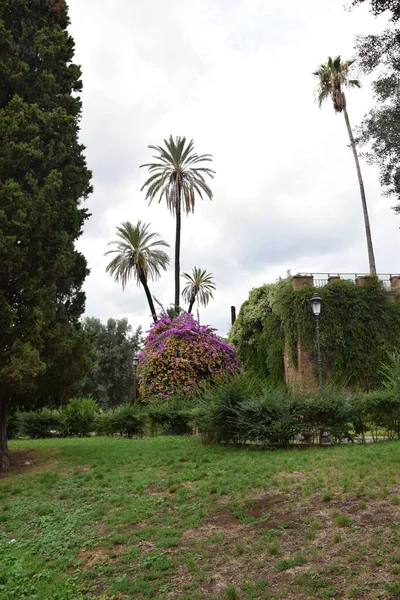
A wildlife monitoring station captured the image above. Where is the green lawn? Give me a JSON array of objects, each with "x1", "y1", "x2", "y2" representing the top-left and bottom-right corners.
[{"x1": 1, "y1": 437, "x2": 400, "y2": 599}]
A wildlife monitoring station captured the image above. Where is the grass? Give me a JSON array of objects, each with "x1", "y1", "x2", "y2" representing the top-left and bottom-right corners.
[{"x1": 0, "y1": 437, "x2": 400, "y2": 599}]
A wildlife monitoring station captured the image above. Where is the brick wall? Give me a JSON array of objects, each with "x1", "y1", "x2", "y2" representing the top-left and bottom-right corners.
[{"x1": 284, "y1": 273, "x2": 400, "y2": 391}]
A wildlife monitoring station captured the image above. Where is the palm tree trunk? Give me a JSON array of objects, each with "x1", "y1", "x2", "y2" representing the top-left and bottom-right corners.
[
  {"x1": 0, "y1": 398, "x2": 9, "y2": 472},
  {"x1": 343, "y1": 106, "x2": 377, "y2": 275},
  {"x1": 139, "y1": 275, "x2": 158, "y2": 323},
  {"x1": 174, "y1": 197, "x2": 181, "y2": 312},
  {"x1": 188, "y1": 293, "x2": 196, "y2": 314}
]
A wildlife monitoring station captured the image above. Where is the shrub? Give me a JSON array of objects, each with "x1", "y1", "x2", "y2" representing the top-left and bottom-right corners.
[
  {"x1": 94, "y1": 411, "x2": 111, "y2": 436},
  {"x1": 362, "y1": 390, "x2": 400, "y2": 439},
  {"x1": 147, "y1": 396, "x2": 195, "y2": 436},
  {"x1": 381, "y1": 349, "x2": 400, "y2": 395},
  {"x1": 196, "y1": 374, "x2": 263, "y2": 444},
  {"x1": 59, "y1": 397, "x2": 98, "y2": 436},
  {"x1": 238, "y1": 387, "x2": 304, "y2": 448},
  {"x1": 17, "y1": 408, "x2": 60, "y2": 439},
  {"x1": 196, "y1": 378, "x2": 368, "y2": 447},
  {"x1": 107, "y1": 405, "x2": 145, "y2": 438},
  {"x1": 300, "y1": 391, "x2": 356, "y2": 442},
  {"x1": 95, "y1": 405, "x2": 146, "y2": 437},
  {"x1": 137, "y1": 313, "x2": 241, "y2": 401}
]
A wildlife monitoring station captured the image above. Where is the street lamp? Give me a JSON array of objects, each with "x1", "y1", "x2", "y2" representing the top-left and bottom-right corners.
[
  {"x1": 310, "y1": 293, "x2": 323, "y2": 395},
  {"x1": 133, "y1": 355, "x2": 138, "y2": 403}
]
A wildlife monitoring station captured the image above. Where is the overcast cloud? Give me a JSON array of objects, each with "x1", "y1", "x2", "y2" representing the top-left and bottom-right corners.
[{"x1": 68, "y1": 0, "x2": 396, "y2": 336}]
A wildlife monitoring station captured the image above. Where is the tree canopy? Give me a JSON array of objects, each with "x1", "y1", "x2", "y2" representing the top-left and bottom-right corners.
[
  {"x1": 354, "y1": 1, "x2": 400, "y2": 212},
  {"x1": 182, "y1": 267, "x2": 216, "y2": 314},
  {"x1": 140, "y1": 136, "x2": 215, "y2": 311},
  {"x1": 105, "y1": 221, "x2": 170, "y2": 323},
  {"x1": 0, "y1": 0, "x2": 92, "y2": 469},
  {"x1": 313, "y1": 55, "x2": 377, "y2": 274},
  {"x1": 80, "y1": 318, "x2": 143, "y2": 408},
  {"x1": 352, "y1": 0, "x2": 400, "y2": 20}
]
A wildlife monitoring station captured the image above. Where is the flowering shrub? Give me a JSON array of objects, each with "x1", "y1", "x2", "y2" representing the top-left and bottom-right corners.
[{"x1": 137, "y1": 313, "x2": 241, "y2": 401}]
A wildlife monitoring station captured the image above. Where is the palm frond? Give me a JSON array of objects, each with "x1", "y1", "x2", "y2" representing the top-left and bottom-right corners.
[
  {"x1": 313, "y1": 54, "x2": 360, "y2": 113},
  {"x1": 105, "y1": 220, "x2": 170, "y2": 289},
  {"x1": 181, "y1": 267, "x2": 216, "y2": 310},
  {"x1": 141, "y1": 136, "x2": 215, "y2": 215}
]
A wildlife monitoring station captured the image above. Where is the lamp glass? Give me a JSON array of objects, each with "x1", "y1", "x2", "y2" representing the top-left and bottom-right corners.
[
  {"x1": 133, "y1": 356, "x2": 138, "y2": 367},
  {"x1": 310, "y1": 293, "x2": 322, "y2": 317}
]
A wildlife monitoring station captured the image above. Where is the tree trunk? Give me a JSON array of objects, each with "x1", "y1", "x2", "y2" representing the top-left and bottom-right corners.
[
  {"x1": 343, "y1": 105, "x2": 377, "y2": 275},
  {"x1": 174, "y1": 202, "x2": 181, "y2": 312},
  {"x1": 188, "y1": 293, "x2": 196, "y2": 314},
  {"x1": 140, "y1": 275, "x2": 158, "y2": 323},
  {"x1": 0, "y1": 398, "x2": 9, "y2": 472}
]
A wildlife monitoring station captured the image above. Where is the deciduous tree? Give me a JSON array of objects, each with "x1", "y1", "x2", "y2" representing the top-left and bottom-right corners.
[
  {"x1": 81, "y1": 318, "x2": 143, "y2": 407},
  {"x1": 352, "y1": 1, "x2": 400, "y2": 214}
]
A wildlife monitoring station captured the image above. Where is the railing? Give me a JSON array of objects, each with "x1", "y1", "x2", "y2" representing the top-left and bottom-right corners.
[{"x1": 298, "y1": 273, "x2": 398, "y2": 291}]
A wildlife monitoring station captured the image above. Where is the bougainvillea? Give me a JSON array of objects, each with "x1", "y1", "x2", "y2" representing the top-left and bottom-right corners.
[{"x1": 137, "y1": 313, "x2": 241, "y2": 401}]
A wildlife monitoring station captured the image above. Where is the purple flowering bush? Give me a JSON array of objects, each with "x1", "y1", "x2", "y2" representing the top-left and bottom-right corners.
[{"x1": 137, "y1": 313, "x2": 241, "y2": 401}]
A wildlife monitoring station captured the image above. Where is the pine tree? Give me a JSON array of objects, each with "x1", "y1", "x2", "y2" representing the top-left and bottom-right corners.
[{"x1": 0, "y1": 0, "x2": 92, "y2": 469}]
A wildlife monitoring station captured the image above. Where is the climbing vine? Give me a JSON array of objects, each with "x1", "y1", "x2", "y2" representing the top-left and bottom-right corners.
[
  {"x1": 230, "y1": 276, "x2": 400, "y2": 390},
  {"x1": 229, "y1": 280, "x2": 288, "y2": 383}
]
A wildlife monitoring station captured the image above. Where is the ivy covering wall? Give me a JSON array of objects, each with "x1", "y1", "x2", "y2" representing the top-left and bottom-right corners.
[{"x1": 229, "y1": 276, "x2": 400, "y2": 390}]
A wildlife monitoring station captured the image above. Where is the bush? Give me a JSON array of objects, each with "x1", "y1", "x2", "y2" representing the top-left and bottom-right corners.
[
  {"x1": 196, "y1": 377, "x2": 382, "y2": 447},
  {"x1": 381, "y1": 350, "x2": 400, "y2": 395},
  {"x1": 238, "y1": 387, "x2": 304, "y2": 448},
  {"x1": 196, "y1": 375, "x2": 263, "y2": 444},
  {"x1": 147, "y1": 397, "x2": 193, "y2": 435},
  {"x1": 300, "y1": 391, "x2": 356, "y2": 443},
  {"x1": 59, "y1": 397, "x2": 98, "y2": 436},
  {"x1": 102, "y1": 405, "x2": 145, "y2": 438},
  {"x1": 137, "y1": 313, "x2": 241, "y2": 400},
  {"x1": 17, "y1": 408, "x2": 60, "y2": 439},
  {"x1": 94, "y1": 411, "x2": 112, "y2": 436},
  {"x1": 362, "y1": 390, "x2": 400, "y2": 439}
]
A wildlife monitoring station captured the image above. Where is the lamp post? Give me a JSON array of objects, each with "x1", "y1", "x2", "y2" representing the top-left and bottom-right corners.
[
  {"x1": 133, "y1": 355, "x2": 138, "y2": 404},
  {"x1": 310, "y1": 293, "x2": 323, "y2": 395}
]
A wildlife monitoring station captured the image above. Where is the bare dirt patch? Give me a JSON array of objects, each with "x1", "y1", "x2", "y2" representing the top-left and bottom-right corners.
[
  {"x1": 136, "y1": 540, "x2": 155, "y2": 553},
  {"x1": 76, "y1": 548, "x2": 110, "y2": 568},
  {"x1": 243, "y1": 492, "x2": 301, "y2": 527},
  {"x1": 0, "y1": 448, "x2": 60, "y2": 478},
  {"x1": 144, "y1": 484, "x2": 166, "y2": 496},
  {"x1": 182, "y1": 507, "x2": 245, "y2": 543},
  {"x1": 170, "y1": 491, "x2": 400, "y2": 599}
]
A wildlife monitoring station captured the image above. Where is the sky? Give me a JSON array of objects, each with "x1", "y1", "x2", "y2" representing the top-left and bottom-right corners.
[{"x1": 67, "y1": 0, "x2": 396, "y2": 337}]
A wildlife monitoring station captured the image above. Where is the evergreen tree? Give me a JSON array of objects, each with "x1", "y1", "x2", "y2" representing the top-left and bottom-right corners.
[
  {"x1": 81, "y1": 318, "x2": 143, "y2": 407},
  {"x1": 313, "y1": 56, "x2": 377, "y2": 274},
  {"x1": 105, "y1": 221, "x2": 170, "y2": 324},
  {"x1": 182, "y1": 267, "x2": 216, "y2": 314},
  {"x1": 0, "y1": 0, "x2": 92, "y2": 469},
  {"x1": 140, "y1": 137, "x2": 215, "y2": 312}
]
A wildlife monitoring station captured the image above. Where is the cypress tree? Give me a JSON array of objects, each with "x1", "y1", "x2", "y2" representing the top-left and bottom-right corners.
[{"x1": 0, "y1": 0, "x2": 92, "y2": 469}]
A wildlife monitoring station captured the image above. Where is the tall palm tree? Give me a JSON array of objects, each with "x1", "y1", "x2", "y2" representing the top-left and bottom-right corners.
[
  {"x1": 182, "y1": 267, "x2": 216, "y2": 314},
  {"x1": 313, "y1": 56, "x2": 377, "y2": 275},
  {"x1": 105, "y1": 221, "x2": 170, "y2": 323},
  {"x1": 140, "y1": 136, "x2": 215, "y2": 311}
]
